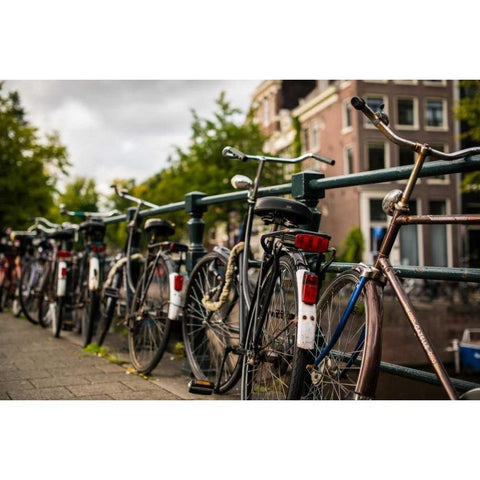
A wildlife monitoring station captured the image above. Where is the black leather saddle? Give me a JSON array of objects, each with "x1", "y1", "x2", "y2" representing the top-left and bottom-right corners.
[
  {"x1": 254, "y1": 197, "x2": 313, "y2": 227},
  {"x1": 144, "y1": 218, "x2": 175, "y2": 238}
]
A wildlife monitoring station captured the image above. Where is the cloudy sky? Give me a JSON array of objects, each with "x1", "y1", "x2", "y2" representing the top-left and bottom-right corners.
[{"x1": 4, "y1": 80, "x2": 260, "y2": 194}]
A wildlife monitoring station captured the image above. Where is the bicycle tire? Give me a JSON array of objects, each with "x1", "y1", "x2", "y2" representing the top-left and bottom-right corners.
[
  {"x1": 182, "y1": 251, "x2": 242, "y2": 394},
  {"x1": 95, "y1": 266, "x2": 123, "y2": 346},
  {"x1": 241, "y1": 254, "x2": 307, "y2": 400},
  {"x1": 81, "y1": 288, "x2": 100, "y2": 347},
  {"x1": 52, "y1": 296, "x2": 65, "y2": 338},
  {"x1": 128, "y1": 254, "x2": 173, "y2": 374},
  {"x1": 18, "y1": 259, "x2": 40, "y2": 324},
  {"x1": 38, "y1": 261, "x2": 54, "y2": 328},
  {"x1": 298, "y1": 269, "x2": 381, "y2": 400}
]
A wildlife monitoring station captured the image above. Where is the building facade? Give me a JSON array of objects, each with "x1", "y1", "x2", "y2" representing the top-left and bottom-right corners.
[{"x1": 252, "y1": 80, "x2": 461, "y2": 268}]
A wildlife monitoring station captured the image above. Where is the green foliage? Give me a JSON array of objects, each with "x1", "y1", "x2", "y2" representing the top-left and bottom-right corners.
[
  {"x1": 0, "y1": 82, "x2": 70, "y2": 229},
  {"x1": 60, "y1": 176, "x2": 99, "y2": 215},
  {"x1": 455, "y1": 80, "x2": 480, "y2": 143},
  {"x1": 337, "y1": 227, "x2": 364, "y2": 263},
  {"x1": 117, "y1": 92, "x2": 277, "y2": 244},
  {"x1": 292, "y1": 116, "x2": 302, "y2": 174},
  {"x1": 455, "y1": 82, "x2": 480, "y2": 196}
]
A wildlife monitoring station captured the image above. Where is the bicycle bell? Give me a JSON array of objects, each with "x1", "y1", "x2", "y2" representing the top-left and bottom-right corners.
[{"x1": 382, "y1": 189, "x2": 403, "y2": 216}]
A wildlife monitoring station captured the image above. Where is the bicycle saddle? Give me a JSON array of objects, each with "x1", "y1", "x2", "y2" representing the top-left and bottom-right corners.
[
  {"x1": 254, "y1": 196, "x2": 313, "y2": 227},
  {"x1": 48, "y1": 229, "x2": 76, "y2": 241},
  {"x1": 144, "y1": 218, "x2": 175, "y2": 238}
]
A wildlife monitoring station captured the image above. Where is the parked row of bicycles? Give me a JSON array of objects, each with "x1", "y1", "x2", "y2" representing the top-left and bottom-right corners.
[{"x1": 2, "y1": 97, "x2": 480, "y2": 400}]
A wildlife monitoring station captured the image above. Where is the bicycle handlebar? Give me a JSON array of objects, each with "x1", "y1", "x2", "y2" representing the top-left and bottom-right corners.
[
  {"x1": 110, "y1": 184, "x2": 160, "y2": 210},
  {"x1": 351, "y1": 96, "x2": 480, "y2": 160},
  {"x1": 60, "y1": 204, "x2": 121, "y2": 219},
  {"x1": 222, "y1": 146, "x2": 335, "y2": 166}
]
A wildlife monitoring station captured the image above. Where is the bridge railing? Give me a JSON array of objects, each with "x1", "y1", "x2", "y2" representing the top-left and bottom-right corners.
[{"x1": 103, "y1": 155, "x2": 480, "y2": 394}]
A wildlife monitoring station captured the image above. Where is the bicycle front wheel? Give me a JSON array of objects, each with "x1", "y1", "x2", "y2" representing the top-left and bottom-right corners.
[
  {"x1": 182, "y1": 251, "x2": 242, "y2": 394},
  {"x1": 128, "y1": 255, "x2": 172, "y2": 374},
  {"x1": 242, "y1": 254, "x2": 308, "y2": 400},
  {"x1": 299, "y1": 269, "x2": 381, "y2": 400}
]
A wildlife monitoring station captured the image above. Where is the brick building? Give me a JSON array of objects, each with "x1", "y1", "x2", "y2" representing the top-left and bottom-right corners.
[{"x1": 252, "y1": 80, "x2": 461, "y2": 268}]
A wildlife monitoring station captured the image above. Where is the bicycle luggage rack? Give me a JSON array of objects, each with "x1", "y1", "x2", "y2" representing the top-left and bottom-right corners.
[{"x1": 101, "y1": 155, "x2": 480, "y2": 395}]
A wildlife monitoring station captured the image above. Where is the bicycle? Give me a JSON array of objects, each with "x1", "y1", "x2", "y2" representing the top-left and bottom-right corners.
[
  {"x1": 34, "y1": 219, "x2": 78, "y2": 335},
  {"x1": 60, "y1": 205, "x2": 119, "y2": 346},
  {"x1": 184, "y1": 147, "x2": 335, "y2": 398},
  {"x1": 8, "y1": 229, "x2": 36, "y2": 317},
  {"x1": 17, "y1": 220, "x2": 55, "y2": 325},
  {"x1": 294, "y1": 96, "x2": 480, "y2": 400},
  {"x1": 95, "y1": 185, "x2": 187, "y2": 374}
]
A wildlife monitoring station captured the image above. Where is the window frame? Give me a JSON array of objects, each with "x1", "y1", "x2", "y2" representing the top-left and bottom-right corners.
[
  {"x1": 394, "y1": 95, "x2": 419, "y2": 130},
  {"x1": 366, "y1": 140, "x2": 389, "y2": 171},
  {"x1": 424, "y1": 97, "x2": 448, "y2": 131}
]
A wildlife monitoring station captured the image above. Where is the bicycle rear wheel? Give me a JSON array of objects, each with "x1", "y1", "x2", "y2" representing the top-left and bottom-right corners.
[
  {"x1": 299, "y1": 269, "x2": 381, "y2": 400},
  {"x1": 19, "y1": 259, "x2": 43, "y2": 324},
  {"x1": 241, "y1": 254, "x2": 308, "y2": 400},
  {"x1": 182, "y1": 251, "x2": 242, "y2": 394},
  {"x1": 81, "y1": 288, "x2": 101, "y2": 347},
  {"x1": 128, "y1": 255, "x2": 172, "y2": 374}
]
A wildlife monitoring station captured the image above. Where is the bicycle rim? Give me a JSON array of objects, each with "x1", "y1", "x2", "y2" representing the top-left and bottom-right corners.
[
  {"x1": 242, "y1": 255, "x2": 300, "y2": 400},
  {"x1": 128, "y1": 256, "x2": 171, "y2": 374},
  {"x1": 301, "y1": 270, "x2": 378, "y2": 400}
]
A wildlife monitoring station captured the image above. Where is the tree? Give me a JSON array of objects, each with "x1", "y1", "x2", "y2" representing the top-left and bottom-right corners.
[
  {"x1": 134, "y1": 92, "x2": 278, "y2": 244},
  {"x1": 454, "y1": 80, "x2": 480, "y2": 194},
  {"x1": 59, "y1": 176, "x2": 99, "y2": 215},
  {"x1": 0, "y1": 82, "x2": 70, "y2": 229}
]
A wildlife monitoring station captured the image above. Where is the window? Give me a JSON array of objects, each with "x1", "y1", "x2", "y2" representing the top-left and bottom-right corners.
[
  {"x1": 429, "y1": 201, "x2": 448, "y2": 266},
  {"x1": 344, "y1": 146, "x2": 354, "y2": 174},
  {"x1": 302, "y1": 128, "x2": 310, "y2": 151},
  {"x1": 423, "y1": 80, "x2": 446, "y2": 86},
  {"x1": 311, "y1": 121, "x2": 319, "y2": 149},
  {"x1": 367, "y1": 142, "x2": 386, "y2": 170},
  {"x1": 399, "y1": 146, "x2": 415, "y2": 166},
  {"x1": 343, "y1": 101, "x2": 352, "y2": 130},
  {"x1": 426, "y1": 99, "x2": 445, "y2": 128},
  {"x1": 396, "y1": 97, "x2": 416, "y2": 127},
  {"x1": 369, "y1": 199, "x2": 387, "y2": 261},
  {"x1": 399, "y1": 200, "x2": 419, "y2": 266}
]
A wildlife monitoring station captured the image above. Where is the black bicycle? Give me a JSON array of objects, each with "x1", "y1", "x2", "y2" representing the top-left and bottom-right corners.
[{"x1": 184, "y1": 147, "x2": 335, "y2": 398}]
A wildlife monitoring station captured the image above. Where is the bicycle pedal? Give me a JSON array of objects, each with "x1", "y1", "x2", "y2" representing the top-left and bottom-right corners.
[
  {"x1": 104, "y1": 287, "x2": 119, "y2": 299},
  {"x1": 188, "y1": 379, "x2": 215, "y2": 395}
]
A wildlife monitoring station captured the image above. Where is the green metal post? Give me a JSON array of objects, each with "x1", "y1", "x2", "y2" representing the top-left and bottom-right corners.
[
  {"x1": 185, "y1": 191, "x2": 207, "y2": 273},
  {"x1": 291, "y1": 170, "x2": 325, "y2": 231}
]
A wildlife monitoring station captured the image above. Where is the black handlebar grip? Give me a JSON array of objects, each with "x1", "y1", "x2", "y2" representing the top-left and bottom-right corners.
[
  {"x1": 351, "y1": 97, "x2": 366, "y2": 110},
  {"x1": 222, "y1": 146, "x2": 247, "y2": 161}
]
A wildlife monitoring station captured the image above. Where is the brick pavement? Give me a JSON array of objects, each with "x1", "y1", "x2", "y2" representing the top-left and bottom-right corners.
[{"x1": 0, "y1": 311, "x2": 239, "y2": 400}]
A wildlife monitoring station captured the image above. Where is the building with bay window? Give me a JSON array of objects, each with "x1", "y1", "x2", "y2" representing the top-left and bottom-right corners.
[{"x1": 251, "y1": 80, "x2": 461, "y2": 268}]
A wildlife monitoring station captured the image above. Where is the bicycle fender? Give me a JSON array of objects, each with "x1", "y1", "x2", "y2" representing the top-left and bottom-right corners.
[
  {"x1": 89, "y1": 256, "x2": 100, "y2": 290},
  {"x1": 168, "y1": 271, "x2": 183, "y2": 320},
  {"x1": 296, "y1": 268, "x2": 316, "y2": 350},
  {"x1": 57, "y1": 261, "x2": 67, "y2": 297}
]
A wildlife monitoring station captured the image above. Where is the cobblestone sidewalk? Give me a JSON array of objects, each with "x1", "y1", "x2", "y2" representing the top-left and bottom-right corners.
[{"x1": 0, "y1": 312, "x2": 238, "y2": 400}]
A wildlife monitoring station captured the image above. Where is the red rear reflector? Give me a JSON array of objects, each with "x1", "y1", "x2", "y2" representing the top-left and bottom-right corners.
[
  {"x1": 294, "y1": 234, "x2": 329, "y2": 253},
  {"x1": 302, "y1": 273, "x2": 319, "y2": 305},
  {"x1": 91, "y1": 245, "x2": 105, "y2": 252},
  {"x1": 174, "y1": 274, "x2": 184, "y2": 291},
  {"x1": 57, "y1": 250, "x2": 72, "y2": 258},
  {"x1": 61, "y1": 267, "x2": 68, "y2": 277}
]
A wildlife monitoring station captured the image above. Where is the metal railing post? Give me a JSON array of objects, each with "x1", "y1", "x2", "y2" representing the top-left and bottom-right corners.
[
  {"x1": 291, "y1": 170, "x2": 325, "y2": 231},
  {"x1": 185, "y1": 191, "x2": 207, "y2": 273}
]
